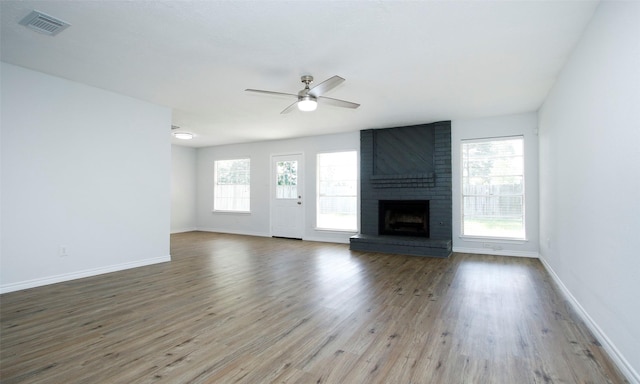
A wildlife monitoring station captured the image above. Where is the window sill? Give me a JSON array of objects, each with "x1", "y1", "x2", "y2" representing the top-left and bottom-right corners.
[
  {"x1": 459, "y1": 235, "x2": 528, "y2": 244},
  {"x1": 314, "y1": 227, "x2": 358, "y2": 233},
  {"x1": 212, "y1": 210, "x2": 251, "y2": 215}
]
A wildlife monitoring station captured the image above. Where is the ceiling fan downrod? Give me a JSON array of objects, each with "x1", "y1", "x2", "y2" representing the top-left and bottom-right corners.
[
  {"x1": 300, "y1": 75, "x2": 314, "y2": 89},
  {"x1": 297, "y1": 75, "x2": 317, "y2": 111}
]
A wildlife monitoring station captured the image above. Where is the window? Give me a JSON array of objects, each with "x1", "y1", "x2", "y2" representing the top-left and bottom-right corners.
[
  {"x1": 317, "y1": 151, "x2": 358, "y2": 231},
  {"x1": 462, "y1": 137, "x2": 525, "y2": 239},
  {"x1": 214, "y1": 158, "x2": 250, "y2": 212},
  {"x1": 276, "y1": 160, "x2": 298, "y2": 199}
]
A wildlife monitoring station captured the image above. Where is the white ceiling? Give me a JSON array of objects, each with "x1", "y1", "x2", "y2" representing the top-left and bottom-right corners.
[{"x1": 1, "y1": 0, "x2": 598, "y2": 148}]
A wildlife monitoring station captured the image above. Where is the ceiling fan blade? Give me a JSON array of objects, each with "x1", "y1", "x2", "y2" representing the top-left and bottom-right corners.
[
  {"x1": 308, "y1": 75, "x2": 345, "y2": 97},
  {"x1": 318, "y1": 96, "x2": 360, "y2": 109},
  {"x1": 280, "y1": 100, "x2": 299, "y2": 114},
  {"x1": 245, "y1": 89, "x2": 297, "y2": 98}
]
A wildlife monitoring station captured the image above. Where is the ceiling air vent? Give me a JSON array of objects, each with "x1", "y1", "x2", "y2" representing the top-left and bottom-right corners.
[{"x1": 19, "y1": 10, "x2": 70, "y2": 36}]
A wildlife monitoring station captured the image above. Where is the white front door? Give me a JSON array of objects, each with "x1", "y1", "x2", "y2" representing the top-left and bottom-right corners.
[{"x1": 271, "y1": 154, "x2": 304, "y2": 239}]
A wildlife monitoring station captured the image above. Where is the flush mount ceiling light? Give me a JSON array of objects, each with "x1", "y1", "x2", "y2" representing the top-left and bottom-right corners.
[{"x1": 173, "y1": 132, "x2": 193, "y2": 140}]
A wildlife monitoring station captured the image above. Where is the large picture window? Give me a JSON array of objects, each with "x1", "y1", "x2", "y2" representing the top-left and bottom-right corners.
[
  {"x1": 317, "y1": 151, "x2": 358, "y2": 231},
  {"x1": 214, "y1": 158, "x2": 250, "y2": 212},
  {"x1": 462, "y1": 137, "x2": 525, "y2": 239}
]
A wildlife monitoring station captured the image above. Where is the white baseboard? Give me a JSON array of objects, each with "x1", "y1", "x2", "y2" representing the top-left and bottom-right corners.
[
  {"x1": 196, "y1": 227, "x2": 270, "y2": 238},
  {"x1": 453, "y1": 246, "x2": 539, "y2": 258},
  {"x1": 0, "y1": 255, "x2": 171, "y2": 294},
  {"x1": 184, "y1": 227, "x2": 353, "y2": 245},
  {"x1": 195, "y1": 228, "x2": 353, "y2": 244},
  {"x1": 170, "y1": 227, "x2": 197, "y2": 234},
  {"x1": 303, "y1": 238, "x2": 349, "y2": 245},
  {"x1": 539, "y1": 257, "x2": 639, "y2": 384},
  {"x1": 304, "y1": 234, "x2": 353, "y2": 244}
]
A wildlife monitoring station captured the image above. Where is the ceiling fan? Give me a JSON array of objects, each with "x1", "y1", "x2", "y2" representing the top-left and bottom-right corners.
[{"x1": 245, "y1": 75, "x2": 360, "y2": 114}]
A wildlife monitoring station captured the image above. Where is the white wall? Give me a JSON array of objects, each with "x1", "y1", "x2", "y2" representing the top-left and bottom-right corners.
[
  {"x1": 451, "y1": 113, "x2": 539, "y2": 257},
  {"x1": 196, "y1": 131, "x2": 359, "y2": 243},
  {"x1": 171, "y1": 145, "x2": 197, "y2": 233},
  {"x1": 0, "y1": 63, "x2": 172, "y2": 293},
  {"x1": 538, "y1": 1, "x2": 640, "y2": 382}
]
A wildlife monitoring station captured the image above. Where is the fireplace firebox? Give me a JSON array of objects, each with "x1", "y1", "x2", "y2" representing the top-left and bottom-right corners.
[{"x1": 379, "y1": 200, "x2": 429, "y2": 237}]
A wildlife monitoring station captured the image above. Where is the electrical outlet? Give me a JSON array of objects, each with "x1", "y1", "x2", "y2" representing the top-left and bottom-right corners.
[{"x1": 59, "y1": 246, "x2": 68, "y2": 257}]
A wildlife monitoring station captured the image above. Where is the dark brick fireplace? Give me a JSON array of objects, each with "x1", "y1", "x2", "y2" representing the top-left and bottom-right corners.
[{"x1": 350, "y1": 121, "x2": 452, "y2": 258}]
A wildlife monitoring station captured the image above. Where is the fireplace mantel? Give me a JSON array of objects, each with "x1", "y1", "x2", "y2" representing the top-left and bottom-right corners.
[{"x1": 370, "y1": 173, "x2": 435, "y2": 188}]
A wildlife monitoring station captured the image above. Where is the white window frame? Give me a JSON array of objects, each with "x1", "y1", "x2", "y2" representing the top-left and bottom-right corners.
[
  {"x1": 461, "y1": 136, "x2": 525, "y2": 240},
  {"x1": 213, "y1": 158, "x2": 251, "y2": 213},
  {"x1": 316, "y1": 150, "x2": 358, "y2": 232}
]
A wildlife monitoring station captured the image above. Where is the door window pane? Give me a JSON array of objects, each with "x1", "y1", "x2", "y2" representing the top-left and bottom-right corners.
[{"x1": 276, "y1": 160, "x2": 298, "y2": 199}]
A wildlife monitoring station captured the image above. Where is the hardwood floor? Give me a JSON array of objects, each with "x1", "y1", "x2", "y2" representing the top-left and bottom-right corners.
[{"x1": 1, "y1": 231, "x2": 627, "y2": 383}]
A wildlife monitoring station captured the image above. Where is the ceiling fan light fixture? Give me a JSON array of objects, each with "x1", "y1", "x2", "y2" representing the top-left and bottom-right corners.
[
  {"x1": 246, "y1": 75, "x2": 358, "y2": 114},
  {"x1": 174, "y1": 132, "x2": 194, "y2": 140},
  {"x1": 297, "y1": 96, "x2": 317, "y2": 112}
]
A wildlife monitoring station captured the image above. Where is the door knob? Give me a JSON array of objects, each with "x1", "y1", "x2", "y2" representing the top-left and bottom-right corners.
[{"x1": 297, "y1": 202, "x2": 302, "y2": 205}]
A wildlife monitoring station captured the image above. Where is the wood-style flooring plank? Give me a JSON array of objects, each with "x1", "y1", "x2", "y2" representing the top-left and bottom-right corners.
[{"x1": 0, "y1": 231, "x2": 629, "y2": 383}]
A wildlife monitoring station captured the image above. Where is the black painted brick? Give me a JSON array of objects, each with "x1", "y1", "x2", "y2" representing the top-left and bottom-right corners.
[{"x1": 353, "y1": 121, "x2": 452, "y2": 257}]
